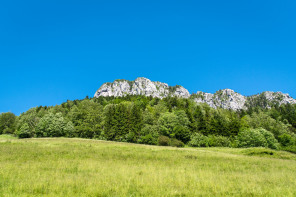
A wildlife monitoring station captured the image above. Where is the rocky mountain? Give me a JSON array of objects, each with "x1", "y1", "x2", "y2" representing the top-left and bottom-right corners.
[
  {"x1": 94, "y1": 77, "x2": 190, "y2": 99},
  {"x1": 244, "y1": 91, "x2": 296, "y2": 109},
  {"x1": 94, "y1": 77, "x2": 296, "y2": 110},
  {"x1": 192, "y1": 89, "x2": 247, "y2": 110},
  {"x1": 192, "y1": 90, "x2": 296, "y2": 110}
]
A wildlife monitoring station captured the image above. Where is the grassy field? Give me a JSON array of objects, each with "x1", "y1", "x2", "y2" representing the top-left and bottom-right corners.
[{"x1": 0, "y1": 135, "x2": 296, "y2": 196}]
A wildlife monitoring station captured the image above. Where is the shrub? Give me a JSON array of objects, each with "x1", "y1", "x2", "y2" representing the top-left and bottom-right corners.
[
  {"x1": 278, "y1": 133, "x2": 296, "y2": 147},
  {"x1": 208, "y1": 135, "x2": 231, "y2": 147},
  {"x1": 138, "y1": 125, "x2": 159, "y2": 145},
  {"x1": 242, "y1": 148, "x2": 276, "y2": 156},
  {"x1": 16, "y1": 123, "x2": 32, "y2": 138},
  {"x1": 95, "y1": 134, "x2": 107, "y2": 141},
  {"x1": 173, "y1": 125, "x2": 191, "y2": 144},
  {"x1": 236, "y1": 128, "x2": 267, "y2": 148},
  {"x1": 281, "y1": 145, "x2": 296, "y2": 154},
  {"x1": 170, "y1": 138, "x2": 184, "y2": 147},
  {"x1": 3, "y1": 127, "x2": 14, "y2": 134},
  {"x1": 138, "y1": 134, "x2": 157, "y2": 145},
  {"x1": 259, "y1": 128, "x2": 279, "y2": 149},
  {"x1": 236, "y1": 128, "x2": 278, "y2": 149},
  {"x1": 158, "y1": 136, "x2": 170, "y2": 146},
  {"x1": 123, "y1": 132, "x2": 136, "y2": 143},
  {"x1": 188, "y1": 133, "x2": 209, "y2": 147},
  {"x1": 36, "y1": 113, "x2": 68, "y2": 137}
]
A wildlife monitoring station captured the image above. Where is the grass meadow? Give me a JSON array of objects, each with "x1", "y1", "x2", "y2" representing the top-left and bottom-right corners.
[{"x1": 0, "y1": 135, "x2": 296, "y2": 196}]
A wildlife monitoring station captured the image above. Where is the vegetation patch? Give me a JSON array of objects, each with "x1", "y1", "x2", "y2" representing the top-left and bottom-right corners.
[
  {"x1": 0, "y1": 138, "x2": 296, "y2": 196},
  {"x1": 1, "y1": 95, "x2": 296, "y2": 153},
  {"x1": 240, "y1": 147, "x2": 296, "y2": 160}
]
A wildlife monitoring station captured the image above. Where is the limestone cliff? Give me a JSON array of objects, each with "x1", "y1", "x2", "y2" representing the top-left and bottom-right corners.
[
  {"x1": 94, "y1": 77, "x2": 190, "y2": 99},
  {"x1": 94, "y1": 77, "x2": 296, "y2": 110}
]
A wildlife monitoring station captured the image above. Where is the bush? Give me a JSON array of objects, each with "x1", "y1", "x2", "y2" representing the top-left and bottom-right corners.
[
  {"x1": 3, "y1": 127, "x2": 14, "y2": 134},
  {"x1": 123, "y1": 132, "x2": 136, "y2": 143},
  {"x1": 281, "y1": 145, "x2": 296, "y2": 154},
  {"x1": 188, "y1": 133, "x2": 209, "y2": 147},
  {"x1": 170, "y1": 138, "x2": 184, "y2": 147},
  {"x1": 36, "y1": 113, "x2": 68, "y2": 137},
  {"x1": 236, "y1": 129, "x2": 267, "y2": 148},
  {"x1": 138, "y1": 134, "x2": 157, "y2": 145},
  {"x1": 173, "y1": 125, "x2": 191, "y2": 144},
  {"x1": 138, "y1": 125, "x2": 159, "y2": 145},
  {"x1": 259, "y1": 128, "x2": 279, "y2": 149},
  {"x1": 242, "y1": 148, "x2": 276, "y2": 156},
  {"x1": 208, "y1": 135, "x2": 231, "y2": 147},
  {"x1": 16, "y1": 123, "x2": 32, "y2": 138},
  {"x1": 278, "y1": 133, "x2": 296, "y2": 147},
  {"x1": 236, "y1": 128, "x2": 278, "y2": 149},
  {"x1": 158, "y1": 136, "x2": 170, "y2": 146}
]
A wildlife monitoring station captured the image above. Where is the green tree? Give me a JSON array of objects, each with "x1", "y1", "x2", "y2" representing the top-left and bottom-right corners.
[
  {"x1": 113, "y1": 103, "x2": 130, "y2": 141},
  {"x1": 158, "y1": 112, "x2": 178, "y2": 137},
  {"x1": 128, "y1": 104, "x2": 143, "y2": 142},
  {"x1": 173, "y1": 110, "x2": 191, "y2": 142},
  {"x1": 36, "y1": 113, "x2": 72, "y2": 137},
  {"x1": 16, "y1": 108, "x2": 41, "y2": 136},
  {"x1": 188, "y1": 133, "x2": 209, "y2": 147},
  {"x1": 236, "y1": 128, "x2": 279, "y2": 149},
  {"x1": 0, "y1": 112, "x2": 16, "y2": 134},
  {"x1": 245, "y1": 111, "x2": 290, "y2": 138},
  {"x1": 103, "y1": 104, "x2": 116, "y2": 140},
  {"x1": 68, "y1": 100, "x2": 103, "y2": 138},
  {"x1": 16, "y1": 123, "x2": 32, "y2": 138},
  {"x1": 138, "y1": 124, "x2": 159, "y2": 145}
]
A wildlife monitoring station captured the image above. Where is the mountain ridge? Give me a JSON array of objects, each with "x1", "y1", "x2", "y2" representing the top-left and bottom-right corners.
[{"x1": 94, "y1": 77, "x2": 296, "y2": 110}]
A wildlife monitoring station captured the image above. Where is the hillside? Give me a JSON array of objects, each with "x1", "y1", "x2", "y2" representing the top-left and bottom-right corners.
[
  {"x1": 0, "y1": 136, "x2": 296, "y2": 196},
  {"x1": 2, "y1": 88, "x2": 296, "y2": 153},
  {"x1": 94, "y1": 77, "x2": 296, "y2": 110}
]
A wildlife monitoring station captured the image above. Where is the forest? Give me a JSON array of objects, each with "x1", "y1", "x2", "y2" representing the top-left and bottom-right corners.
[{"x1": 1, "y1": 95, "x2": 296, "y2": 153}]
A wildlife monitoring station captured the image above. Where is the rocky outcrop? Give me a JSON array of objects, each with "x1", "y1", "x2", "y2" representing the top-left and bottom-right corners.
[
  {"x1": 192, "y1": 89, "x2": 296, "y2": 110},
  {"x1": 94, "y1": 77, "x2": 190, "y2": 99},
  {"x1": 245, "y1": 91, "x2": 296, "y2": 109},
  {"x1": 263, "y1": 91, "x2": 296, "y2": 105},
  {"x1": 94, "y1": 77, "x2": 295, "y2": 110},
  {"x1": 192, "y1": 89, "x2": 247, "y2": 110}
]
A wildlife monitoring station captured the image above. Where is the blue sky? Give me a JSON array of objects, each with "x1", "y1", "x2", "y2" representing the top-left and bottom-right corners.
[{"x1": 1, "y1": 0, "x2": 296, "y2": 115}]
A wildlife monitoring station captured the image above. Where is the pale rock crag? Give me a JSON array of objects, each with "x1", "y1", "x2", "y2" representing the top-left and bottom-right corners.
[
  {"x1": 263, "y1": 91, "x2": 296, "y2": 105},
  {"x1": 94, "y1": 77, "x2": 296, "y2": 110},
  {"x1": 247, "y1": 91, "x2": 296, "y2": 108},
  {"x1": 193, "y1": 89, "x2": 247, "y2": 110},
  {"x1": 94, "y1": 77, "x2": 190, "y2": 99}
]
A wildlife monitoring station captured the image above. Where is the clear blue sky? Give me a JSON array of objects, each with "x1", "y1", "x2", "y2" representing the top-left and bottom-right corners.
[{"x1": 1, "y1": 0, "x2": 296, "y2": 115}]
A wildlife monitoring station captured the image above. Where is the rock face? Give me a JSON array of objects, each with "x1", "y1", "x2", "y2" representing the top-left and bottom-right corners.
[
  {"x1": 94, "y1": 77, "x2": 190, "y2": 99},
  {"x1": 94, "y1": 77, "x2": 296, "y2": 110},
  {"x1": 192, "y1": 90, "x2": 296, "y2": 110},
  {"x1": 263, "y1": 91, "x2": 296, "y2": 105},
  {"x1": 245, "y1": 91, "x2": 296, "y2": 109},
  {"x1": 193, "y1": 89, "x2": 247, "y2": 110}
]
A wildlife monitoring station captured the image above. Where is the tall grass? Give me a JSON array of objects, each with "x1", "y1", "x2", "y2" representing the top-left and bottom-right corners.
[{"x1": 0, "y1": 137, "x2": 296, "y2": 196}]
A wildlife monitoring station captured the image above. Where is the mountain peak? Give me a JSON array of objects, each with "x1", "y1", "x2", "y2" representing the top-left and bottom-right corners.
[
  {"x1": 94, "y1": 77, "x2": 190, "y2": 99},
  {"x1": 94, "y1": 78, "x2": 296, "y2": 110},
  {"x1": 192, "y1": 89, "x2": 246, "y2": 110}
]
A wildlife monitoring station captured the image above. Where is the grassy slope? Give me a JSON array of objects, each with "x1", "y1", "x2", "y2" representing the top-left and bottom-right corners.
[{"x1": 0, "y1": 136, "x2": 296, "y2": 196}]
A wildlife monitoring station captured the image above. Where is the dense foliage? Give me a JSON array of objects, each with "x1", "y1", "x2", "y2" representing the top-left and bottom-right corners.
[{"x1": 1, "y1": 95, "x2": 296, "y2": 150}]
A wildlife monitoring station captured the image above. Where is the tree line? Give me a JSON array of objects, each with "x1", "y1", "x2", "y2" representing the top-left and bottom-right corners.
[{"x1": 1, "y1": 95, "x2": 296, "y2": 152}]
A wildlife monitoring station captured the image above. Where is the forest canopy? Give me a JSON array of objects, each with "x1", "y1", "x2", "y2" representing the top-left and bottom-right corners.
[{"x1": 1, "y1": 95, "x2": 296, "y2": 152}]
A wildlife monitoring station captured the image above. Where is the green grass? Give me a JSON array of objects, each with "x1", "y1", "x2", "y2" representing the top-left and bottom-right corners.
[
  {"x1": 0, "y1": 134, "x2": 17, "y2": 140},
  {"x1": 0, "y1": 137, "x2": 296, "y2": 196}
]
